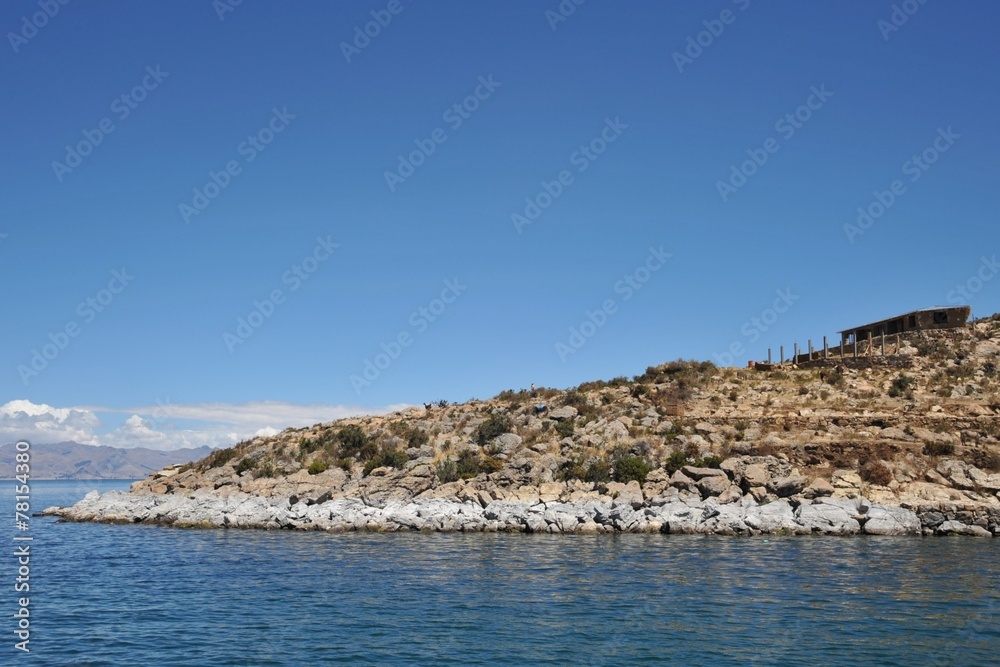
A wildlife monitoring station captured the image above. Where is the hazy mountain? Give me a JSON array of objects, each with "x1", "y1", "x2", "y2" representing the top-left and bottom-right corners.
[{"x1": 1, "y1": 441, "x2": 212, "y2": 480}]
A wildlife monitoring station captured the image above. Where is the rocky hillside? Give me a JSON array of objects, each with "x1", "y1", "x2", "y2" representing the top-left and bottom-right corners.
[{"x1": 62, "y1": 316, "x2": 1000, "y2": 536}]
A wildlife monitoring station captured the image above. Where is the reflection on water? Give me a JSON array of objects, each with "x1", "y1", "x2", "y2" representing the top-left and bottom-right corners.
[{"x1": 7, "y1": 482, "x2": 999, "y2": 666}]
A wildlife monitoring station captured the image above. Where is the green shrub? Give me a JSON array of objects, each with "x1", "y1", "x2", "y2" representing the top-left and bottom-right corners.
[
  {"x1": 363, "y1": 448, "x2": 409, "y2": 476},
  {"x1": 253, "y1": 461, "x2": 277, "y2": 479},
  {"x1": 298, "y1": 437, "x2": 320, "y2": 456},
  {"x1": 555, "y1": 419, "x2": 575, "y2": 438},
  {"x1": 693, "y1": 455, "x2": 723, "y2": 469},
  {"x1": 923, "y1": 442, "x2": 955, "y2": 457},
  {"x1": 613, "y1": 455, "x2": 651, "y2": 484},
  {"x1": 436, "y1": 459, "x2": 459, "y2": 483},
  {"x1": 235, "y1": 457, "x2": 256, "y2": 475},
  {"x1": 206, "y1": 447, "x2": 237, "y2": 469},
  {"x1": 307, "y1": 461, "x2": 328, "y2": 475},
  {"x1": 665, "y1": 450, "x2": 688, "y2": 474},
  {"x1": 888, "y1": 373, "x2": 915, "y2": 398},
  {"x1": 585, "y1": 459, "x2": 611, "y2": 483},
  {"x1": 475, "y1": 412, "x2": 512, "y2": 445},
  {"x1": 337, "y1": 425, "x2": 376, "y2": 460},
  {"x1": 456, "y1": 450, "x2": 483, "y2": 478},
  {"x1": 407, "y1": 428, "x2": 430, "y2": 449}
]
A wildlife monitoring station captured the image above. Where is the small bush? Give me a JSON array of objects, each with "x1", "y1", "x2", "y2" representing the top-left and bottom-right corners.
[
  {"x1": 436, "y1": 460, "x2": 458, "y2": 483},
  {"x1": 555, "y1": 419, "x2": 575, "y2": 438},
  {"x1": 859, "y1": 460, "x2": 893, "y2": 486},
  {"x1": 475, "y1": 412, "x2": 512, "y2": 445},
  {"x1": 613, "y1": 455, "x2": 651, "y2": 484},
  {"x1": 363, "y1": 448, "x2": 409, "y2": 476},
  {"x1": 307, "y1": 461, "x2": 328, "y2": 475},
  {"x1": 664, "y1": 450, "x2": 688, "y2": 474},
  {"x1": 923, "y1": 442, "x2": 955, "y2": 457},
  {"x1": 205, "y1": 447, "x2": 237, "y2": 469},
  {"x1": 888, "y1": 373, "x2": 915, "y2": 399},
  {"x1": 693, "y1": 455, "x2": 723, "y2": 469},
  {"x1": 585, "y1": 459, "x2": 611, "y2": 483},
  {"x1": 971, "y1": 448, "x2": 1000, "y2": 472},
  {"x1": 235, "y1": 457, "x2": 256, "y2": 475},
  {"x1": 253, "y1": 461, "x2": 277, "y2": 479},
  {"x1": 337, "y1": 425, "x2": 375, "y2": 460},
  {"x1": 298, "y1": 437, "x2": 320, "y2": 456}
]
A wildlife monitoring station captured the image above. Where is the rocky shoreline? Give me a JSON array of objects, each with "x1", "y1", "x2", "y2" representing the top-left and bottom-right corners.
[{"x1": 45, "y1": 484, "x2": 998, "y2": 537}]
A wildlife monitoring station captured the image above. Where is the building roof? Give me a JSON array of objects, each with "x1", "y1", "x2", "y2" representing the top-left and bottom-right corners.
[{"x1": 836, "y1": 306, "x2": 969, "y2": 334}]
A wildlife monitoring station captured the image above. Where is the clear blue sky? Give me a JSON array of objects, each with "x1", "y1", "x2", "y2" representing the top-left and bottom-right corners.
[{"x1": 3, "y1": 1, "x2": 999, "y2": 447}]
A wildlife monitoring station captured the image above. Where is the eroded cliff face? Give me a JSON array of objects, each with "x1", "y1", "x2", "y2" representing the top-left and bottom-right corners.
[{"x1": 54, "y1": 318, "x2": 1000, "y2": 535}]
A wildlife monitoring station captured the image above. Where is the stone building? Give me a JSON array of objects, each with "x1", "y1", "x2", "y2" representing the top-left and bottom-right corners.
[{"x1": 838, "y1": 306, "x2": 971, "y2": 345}]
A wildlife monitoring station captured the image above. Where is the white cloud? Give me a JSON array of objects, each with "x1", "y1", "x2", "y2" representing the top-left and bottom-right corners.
[
  {"x1": 1, "y1": 399, "x2": 410, "y2": 451},
  {"x1": 0, "y1": 400, "x2": 100, "y2": 445}
]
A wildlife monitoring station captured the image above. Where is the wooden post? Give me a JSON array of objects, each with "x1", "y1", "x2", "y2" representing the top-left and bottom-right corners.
[
  {"x1": 794, "y1": 343, "x2": 799, "y2": 363},
  {"x1": 823, "y1": 336, "x2": 828, "y2": 360},
  {"x1": 840, "y1": 339, "x2": 844, "y2": 359},
  {"x1": 809, "y1": 339, "x2": 814, "y2": 360},
  {"x1": 780, "y1": 345, "x2": 784, "y2": 364},
  {"x1": 768, "y1": 348, "x2": 772, "y2": 365},
  {"x1": 881, "y1": 332, "x2": 886, "y2": 356},
  {"x1": 853, "y1": 338, "x2": 857, "y2": 358}
]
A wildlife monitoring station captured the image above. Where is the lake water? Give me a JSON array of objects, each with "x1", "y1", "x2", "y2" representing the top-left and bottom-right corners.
[{"x1": 5, "y1": 480, "x2": 999, "y2": 666}]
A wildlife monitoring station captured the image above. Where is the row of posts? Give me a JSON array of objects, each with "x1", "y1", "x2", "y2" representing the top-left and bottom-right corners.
[{"x1": 766, "y1": 332, "x2": 893, "y2": 365}]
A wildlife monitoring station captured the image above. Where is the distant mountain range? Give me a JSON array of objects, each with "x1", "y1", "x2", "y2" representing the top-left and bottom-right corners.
[{"x1": 0, "y1": 441, "x2": 212, "y2": 480}]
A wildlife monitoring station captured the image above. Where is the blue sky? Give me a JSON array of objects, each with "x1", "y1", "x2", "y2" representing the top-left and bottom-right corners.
[{"x1": 3, "y1": 1, "x2": 999, "y2": 448}]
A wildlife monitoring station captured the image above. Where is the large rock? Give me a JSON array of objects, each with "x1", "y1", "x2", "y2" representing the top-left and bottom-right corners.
[
  {"x1": 490, "y1": 433, "x2": 523, "y2": 456},
  {"x1": 795, "y1": 501, "x2": 862, "y2": 534},
  {"x1": 771, "y1": 475, "x2": 809, "y2": 498},
  {"x1": 803, "y1": 477, "x2": 835, "y2": 499},
  {"x1": 547, "y1": 406, "x2": 577, "y2": 421},
  {"x1": 682, "y1": 465, "x2": 728, "y2": 480},
  {"x1": 936, "y1": 520, "x2": 992, "y2": 537},
  {"x1": 863, "y1": 505, "x2": 920, "y2": 535},
  {"x1": 697, "y1": 475, "x2": 730, "y2": 498}
]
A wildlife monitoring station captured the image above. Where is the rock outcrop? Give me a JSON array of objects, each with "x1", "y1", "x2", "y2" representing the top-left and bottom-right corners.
[{"x1": 44, "y1": 319, "x2": 1000, "y2": 537}]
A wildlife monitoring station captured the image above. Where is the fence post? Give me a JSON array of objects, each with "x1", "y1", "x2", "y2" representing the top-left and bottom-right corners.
[
  {"x1": 881, "y1": 332, "x2": 886, "y2": 356},
  {"x1": 794, "y1": 342, "x2": 798, "y2": 363},
  {"x1": 823, "y1": 336, "x2": 828, "y2": 360},
  {"x1": 780, "y1": 345, "x2": 784, "y2": 364},
  {"x1": 768, "y1": 348, "x2": 772, "y2": 365}
]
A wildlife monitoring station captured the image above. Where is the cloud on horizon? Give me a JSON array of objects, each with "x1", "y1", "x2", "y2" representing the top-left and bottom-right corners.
[{"x1": 1, "y1": 399, "x2": 410, "y2": 451}]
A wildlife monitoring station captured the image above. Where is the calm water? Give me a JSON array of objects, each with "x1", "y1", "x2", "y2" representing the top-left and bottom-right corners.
[{"x1": 4, "y1": 480, "x2": 999, "y2": 666}]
